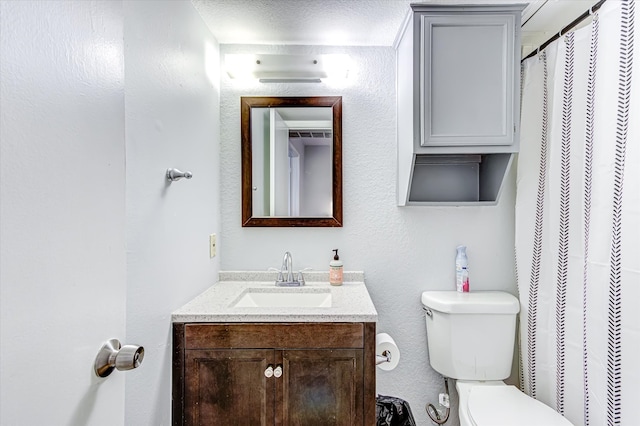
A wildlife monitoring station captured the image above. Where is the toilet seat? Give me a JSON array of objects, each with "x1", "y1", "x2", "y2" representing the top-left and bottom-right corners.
[{"x1": 467, "y1": 385, "x2": 574, "y2": 426}]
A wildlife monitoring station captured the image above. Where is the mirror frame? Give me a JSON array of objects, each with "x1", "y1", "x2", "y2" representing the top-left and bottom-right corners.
[{"x1": 241, "y1": 96, "x2": 343, "y2": 227}]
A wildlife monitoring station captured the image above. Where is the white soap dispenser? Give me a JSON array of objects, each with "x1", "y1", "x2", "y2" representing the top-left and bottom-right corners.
[{"x1": 329, "y1": 249, "x2": 343, "y2": 286}]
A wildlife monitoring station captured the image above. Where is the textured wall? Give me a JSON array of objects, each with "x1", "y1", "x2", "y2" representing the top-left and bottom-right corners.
[
  {"x1": 220, "y1": 44, "x2": 517, "y2": 426},
  {"x1": 123, "y1": 1, "x2": 221, "y2": 424}
]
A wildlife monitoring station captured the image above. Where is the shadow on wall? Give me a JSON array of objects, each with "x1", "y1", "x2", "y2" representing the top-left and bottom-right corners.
[{"x1": 68, "y1": 369, "x2": 112, "y2": 425}]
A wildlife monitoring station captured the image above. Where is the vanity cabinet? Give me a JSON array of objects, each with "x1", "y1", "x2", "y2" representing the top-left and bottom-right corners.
[
  {"x1": 396, "y1": 4, "x2": 523, "y2": 205},
  {"x1": 172, "y1": 322, "x2": 376, "y2": 426}
]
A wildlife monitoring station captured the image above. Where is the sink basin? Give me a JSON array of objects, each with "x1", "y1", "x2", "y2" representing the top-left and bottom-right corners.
[{"x1": 231, "y1": 288, "x2": 332, "y2": 308}]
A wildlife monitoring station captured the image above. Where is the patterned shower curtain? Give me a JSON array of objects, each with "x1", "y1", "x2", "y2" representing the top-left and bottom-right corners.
[{"x1": 516, "y1": 1, "x2": 639, "y2": 426}]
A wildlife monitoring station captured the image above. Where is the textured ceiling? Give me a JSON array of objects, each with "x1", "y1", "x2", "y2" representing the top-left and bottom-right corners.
[
  {"x1": 192, "y1": 0, "x2": 602, "y2": 51},
  {"x1": 191, "y1": 0, "x2": 414, "y2": 46}
]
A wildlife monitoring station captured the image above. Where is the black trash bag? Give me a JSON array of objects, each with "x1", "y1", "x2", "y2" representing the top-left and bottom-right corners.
[{"x1": 376, "y1": 394, "x2": 417, "y2": 426}]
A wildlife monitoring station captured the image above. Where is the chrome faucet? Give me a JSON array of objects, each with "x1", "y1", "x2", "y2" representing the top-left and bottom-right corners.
[{"x1": 276, "y1": 251, "x2": 305, "y2": 287}]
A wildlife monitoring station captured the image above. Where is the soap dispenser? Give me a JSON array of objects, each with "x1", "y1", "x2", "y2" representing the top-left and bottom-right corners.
[{"x1": 329, "y1": 249, "x2": 343, "y2": 286}]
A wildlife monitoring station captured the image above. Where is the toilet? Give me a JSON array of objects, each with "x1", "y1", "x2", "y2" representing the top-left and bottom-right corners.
[{"x1": 421, "y1": 291, "x2": 573, "y2": 426}]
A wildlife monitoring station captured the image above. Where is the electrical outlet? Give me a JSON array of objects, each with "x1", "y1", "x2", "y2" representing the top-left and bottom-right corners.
[
  {"x1": 209, "y1": 234, "x2": 216, "y2": 258},
  {"x1": 439, "y1": 393, "x2": 450, "y2": 408}
]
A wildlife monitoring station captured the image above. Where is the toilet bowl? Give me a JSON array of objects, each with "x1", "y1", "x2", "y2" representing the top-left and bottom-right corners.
[
  {"x1": 421, "y1": 291, "x2": 573, "y2": 426},
  {"x1": 456, "y1": 381, "x2": 573, "y2": 426}
]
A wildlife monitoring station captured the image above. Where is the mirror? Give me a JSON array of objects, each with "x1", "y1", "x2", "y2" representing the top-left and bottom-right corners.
[{"x1": 241, "y1": 96, "x2": 342, "y2": 227}]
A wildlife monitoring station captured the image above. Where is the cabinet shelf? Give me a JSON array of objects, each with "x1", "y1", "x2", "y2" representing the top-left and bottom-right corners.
[{"x1": 407, "y1": 153, "x2": 513, "y2": 205}]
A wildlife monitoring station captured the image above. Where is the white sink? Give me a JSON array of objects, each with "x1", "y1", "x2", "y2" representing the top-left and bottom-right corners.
[{"x1": 231, "y1": 288, "x2": 332, "y2": 308}]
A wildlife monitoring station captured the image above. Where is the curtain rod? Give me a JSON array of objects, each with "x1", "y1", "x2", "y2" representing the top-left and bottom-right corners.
[{"x1": 522, "y1": 0, "x2": 607, "y2": 62}]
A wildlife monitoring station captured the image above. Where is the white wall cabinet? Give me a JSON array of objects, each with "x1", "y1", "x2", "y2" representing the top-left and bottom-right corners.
[{"x1": 396, "y1": 4, "x2": 523, "y2": 205}]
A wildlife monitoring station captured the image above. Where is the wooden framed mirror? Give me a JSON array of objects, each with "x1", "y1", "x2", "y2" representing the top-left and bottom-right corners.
[{"x1": 241, "y1": 96, "x2": 342, "y2": 227}]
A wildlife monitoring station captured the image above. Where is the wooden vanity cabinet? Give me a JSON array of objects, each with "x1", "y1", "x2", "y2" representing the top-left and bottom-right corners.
[{"x1": 173, "y1": 322, "x2": 376, "y2": 426}]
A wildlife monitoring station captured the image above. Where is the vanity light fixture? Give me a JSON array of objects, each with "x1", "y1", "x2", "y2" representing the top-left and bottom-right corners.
[{"x1": 225, "y1": 54, "x2": 349, "y2": 83}]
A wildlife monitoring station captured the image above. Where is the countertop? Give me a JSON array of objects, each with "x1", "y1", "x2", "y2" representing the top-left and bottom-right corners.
[{"x1": 172, "y1": 271, "x2": 378, "y2": 323}]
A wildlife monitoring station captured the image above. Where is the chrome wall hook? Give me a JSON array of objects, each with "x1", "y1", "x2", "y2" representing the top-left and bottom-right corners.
[
  {"x1": 94, "y1": 339, "x2": 145, "y2": 378},
  {"x1": 166, "y1": 168, "x2": 193, "y2": 182}
]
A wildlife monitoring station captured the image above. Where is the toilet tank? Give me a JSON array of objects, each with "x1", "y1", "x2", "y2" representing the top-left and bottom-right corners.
[{"x1": 421, "y1": 291, "x2": 520, "y2": 381}]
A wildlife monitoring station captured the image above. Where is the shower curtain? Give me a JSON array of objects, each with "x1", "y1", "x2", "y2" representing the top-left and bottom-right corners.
[{"x1": 516, "y1": 1, "x2": 639, "y2": 426}]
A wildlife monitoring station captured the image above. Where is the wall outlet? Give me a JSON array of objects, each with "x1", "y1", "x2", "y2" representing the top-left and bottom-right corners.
[
  {"x1": 209, "y1": 234, "x2": 216, "y2": 258},
  {"x1": 439, "y1": 393, "x2": 450, "y2": 408}
]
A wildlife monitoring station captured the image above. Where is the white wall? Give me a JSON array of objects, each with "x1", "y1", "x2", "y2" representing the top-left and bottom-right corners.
[
  {"x1": 220, "y1": 44, "x2": 517, "y2": 426},
  {"x1": 1, "y1": 1, "x2": 127, "y2": 424},
  {"x1": 123, "y1": 1, "x2": 220, "y2": 424}
]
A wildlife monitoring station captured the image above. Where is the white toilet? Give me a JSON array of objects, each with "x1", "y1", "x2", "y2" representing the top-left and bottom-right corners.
[{"x1": 421, "y1": 291, "x2": 573, "y2": 426}]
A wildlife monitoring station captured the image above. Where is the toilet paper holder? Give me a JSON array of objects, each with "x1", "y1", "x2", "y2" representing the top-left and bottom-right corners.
[
  {"x1": 375, "y1": 332, "x2": 400, "y2": 370},
  {"x1": 94, "y1": 339, "x2": 145, "y2": 378},
  {"x1": 376, "y1": 350, "x2": 392, "y2": 365}
]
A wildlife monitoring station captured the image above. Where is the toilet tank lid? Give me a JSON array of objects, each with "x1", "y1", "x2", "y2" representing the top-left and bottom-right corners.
[{"x1": 421, "y1": 291, "x2": 520, "y2": 314}]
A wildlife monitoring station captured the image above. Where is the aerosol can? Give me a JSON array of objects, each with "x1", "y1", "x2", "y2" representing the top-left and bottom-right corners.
[{"x1": 455, "y1": 246, "x2": 469, "y2": 293}]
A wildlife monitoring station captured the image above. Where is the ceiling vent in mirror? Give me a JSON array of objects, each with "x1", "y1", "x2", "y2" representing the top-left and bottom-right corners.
[{"x1": 225, "y1": 54, "x2": 349, "y2": 83}]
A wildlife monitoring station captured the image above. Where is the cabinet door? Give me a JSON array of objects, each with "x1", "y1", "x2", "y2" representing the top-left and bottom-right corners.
[
  {"x1": 277, "y1": 349, "x2": 363, "y2": 426},
  {"x1": 420, "y1": 13, "x2": 516, "y2": 147},
  {"x1": 184, "y1": 349, "x2": 274, "y2": 426}
]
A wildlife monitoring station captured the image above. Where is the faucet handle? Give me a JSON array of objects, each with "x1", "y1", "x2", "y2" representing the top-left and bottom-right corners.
[
  {"x1": 296, "y1": 270, "x2": 305, "y2": 286},
  {"x1": 268, "y1": 267, "x2": 285, "y2": 282}
]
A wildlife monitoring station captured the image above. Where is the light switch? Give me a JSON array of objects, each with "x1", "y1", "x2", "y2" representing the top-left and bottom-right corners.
[{"x1": 209, "y1": 234, "x2": 216, "y2": 258}]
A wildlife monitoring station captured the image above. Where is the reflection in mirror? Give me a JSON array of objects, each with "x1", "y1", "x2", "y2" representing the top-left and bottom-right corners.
[
  {"x1": 241, "y1": 97, "x2": 342, "y2": 227},
  {"x1": 251, "y1": 107, "x2": 332, "y2": 217}
]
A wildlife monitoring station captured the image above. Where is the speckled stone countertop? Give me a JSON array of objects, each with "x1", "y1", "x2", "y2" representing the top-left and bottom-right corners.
[{"x1": 172, "y1": 271, "x2": 378, "y2": 323}]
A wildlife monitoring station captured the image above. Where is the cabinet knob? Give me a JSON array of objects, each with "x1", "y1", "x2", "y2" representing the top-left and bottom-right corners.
[
  {"x1": 264, "y1": 365, "x2": 274, "y2": 378},
  {"x1": 274, "y1": 365, "x2": 283, "y2": 378}
]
